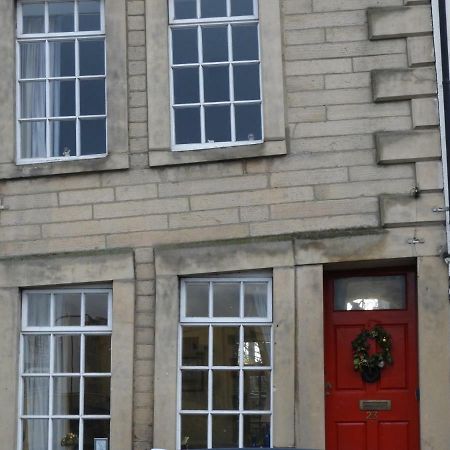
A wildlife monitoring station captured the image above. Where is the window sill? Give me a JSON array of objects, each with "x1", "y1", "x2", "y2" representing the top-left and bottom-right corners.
[
  {"x1": 0, "y1": 152, "x2": 129, "y2": 180},
  {"x1": 148, "y1": 139, "x2": 287, "y2": 167}
]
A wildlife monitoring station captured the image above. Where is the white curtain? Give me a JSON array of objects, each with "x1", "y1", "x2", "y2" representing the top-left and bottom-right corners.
[{"x1": 20, "y1": 42, "x2": 46, "y2": 159}]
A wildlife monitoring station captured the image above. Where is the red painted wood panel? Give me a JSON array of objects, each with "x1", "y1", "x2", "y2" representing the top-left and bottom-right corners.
[{"x1": 324, "y1": 269, "x2": 419, "y2": 450}]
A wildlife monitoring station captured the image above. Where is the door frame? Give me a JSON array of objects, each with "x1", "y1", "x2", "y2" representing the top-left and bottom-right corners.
[{"x1": 323, "y1": 266, "x2": 419, "y2": 450}]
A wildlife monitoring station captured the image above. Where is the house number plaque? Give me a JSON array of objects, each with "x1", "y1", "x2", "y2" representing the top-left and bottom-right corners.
[{"x1": 359, "y1": 400, "x2": 392, "y2": 411}]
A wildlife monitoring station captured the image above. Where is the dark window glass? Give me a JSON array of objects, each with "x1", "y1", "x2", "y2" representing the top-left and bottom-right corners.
[
  {"x1": 172, "y1": 28, "x2": 198, "y2": 64},
  {"x1": 205, "y1": 105, "x2": 231, "y2": 143},
  {"x1": 203, "y1": 65, "x2": 229, "y2": 102},
  {"x1": 79, "y1": 40, "x2": 105, "y2": 75},
  {"x1": 20, "y1": 42, "x2": 45, "y2": 78},
  {"x1": 232, "y1": 24, "x2": 259, "y2": 61},
  {"x1": 173, "y1": 67, "x2": 200, "y2": 104},
  {"x1": 201, "y1": 0, "x2": 227, "y2": 18},
  {"x1": 50, "y1": 80, "x2": 76, "y2": 117},
  {"x1": 175, "y1": 107, "x2": 201, "y2": 144},
  {"x1": 212, "y1": 415, "x2": 239, "y2": 448},
  {"x1": 80, "y1": 119, "x2": 106, "y2": 154},
  {"x1": 202, "y1": 26, "x2": 228, "y2": 62},
  {"x1": 50, "y1": 120, "x2": 76, "y2": 157},
  {"x1": 234, "y1": 64, "x2": 260, "y2": 100},
  {"x1": 181, "y1": 415, "x2": 207, "y2": 449},
  {"x1": 80, "y1": 79, "x2": 105, "y2": 115},
  {"x1": 235, "y1": 103, "x2": 261, "y2": 141},
  {"x1": 79, "y1": 0, "x2": 101, "y2": 31},
  {"x1": 231, "y1": 0, "x2": 254, "y2": 16},
  {"x1": 22, "y1": 3, "x2": 45, "y2": 34},
  {"x1": 174, "y1": 0, "x2": 197, "y2": 19},
  {"x1": 49, "y1": 1, "x2": 74, "y2": 33},
  {"x1": 49, "y1": 41, "x2": 76, "y2": 77}
]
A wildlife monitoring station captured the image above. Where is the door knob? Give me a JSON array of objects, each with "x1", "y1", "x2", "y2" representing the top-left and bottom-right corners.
[{"x1": 325, "y1": 381, "x2": 333, "y2": 395}]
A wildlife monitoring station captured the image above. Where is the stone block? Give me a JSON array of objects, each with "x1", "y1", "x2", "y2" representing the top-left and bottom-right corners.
[
  {"x1": 416, "y1": 160, "x2": 444, "y2": 191},
  {"x1": 380, "y1": 192, "x2": 445, "y2": 226},
  {"x1": 407, "y1": 35, "x2": 435, "y2": 67},
  {"x1": 376, "y1": 130, "x2": 441, "y2": 163},
  {"x1": 372, "y1": 67, "x2": 436, "y2": 102},
  {"x1": 368, "y1": 6, "x2": 432, "y2": 40},
  {"x1": 411, "y1": 97, "x2": 439, "y2": 128}
]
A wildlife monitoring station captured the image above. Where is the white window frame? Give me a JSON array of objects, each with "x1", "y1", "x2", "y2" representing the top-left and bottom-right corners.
[
  {"x1": 16, "y1": 0, "x2": 107, "y2": 164},
  {"x1": 168, "y1": 0, "x2": 264, "y2": 151},
  {"x1": 18, "y1": 286, "x2": 112, "y2": 450},
  {"x1": 178, "y1": 276, "x2": 273, "y2": 449}
]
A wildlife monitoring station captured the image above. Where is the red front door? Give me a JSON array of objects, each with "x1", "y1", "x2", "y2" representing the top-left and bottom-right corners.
[{"x1": 324, "y1": 269, "x2": 420, "y2": 450}]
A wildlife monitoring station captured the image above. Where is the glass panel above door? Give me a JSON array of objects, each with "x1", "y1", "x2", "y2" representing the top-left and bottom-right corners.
[{"x1": 334, "y1": 275, "x2": 406, "y2": 311}]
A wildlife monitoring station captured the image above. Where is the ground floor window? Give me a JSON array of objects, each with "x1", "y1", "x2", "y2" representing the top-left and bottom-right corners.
[
  {"x1": 19, "y1": 287, "x2": 112, "y2": 450},
  {"x1": 178, "y1": 276, "x2": 273, "y2": 449}
]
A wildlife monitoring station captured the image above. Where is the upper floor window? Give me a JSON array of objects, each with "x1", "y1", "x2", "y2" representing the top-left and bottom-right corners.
[
  {"x1": 16, "y1": 0, "x2": 106, "y2": 163},
  {"x1": 169, "y1": 0, "x2": 263, "y2": 151}
]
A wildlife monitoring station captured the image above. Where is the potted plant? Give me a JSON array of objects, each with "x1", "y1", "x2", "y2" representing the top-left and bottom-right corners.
[{"x1": 61, "y1": 432, "x2": 78, "y2": 449}]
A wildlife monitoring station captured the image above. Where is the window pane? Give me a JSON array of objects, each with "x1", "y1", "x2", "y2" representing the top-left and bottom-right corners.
[
  {"x1": 212, "y1": 415, "x2": 239, "y2": 448},
  {"x1": 85, "y1": 292, "x2": 109, "y2": 326},
  {"x1": 213, "y1": 370, "x2": 239, "y2": 410},
  {"x1": 185, "y1": 282, "x2": 209, "y2": 317},
  {"x1": 22, "y1": 419, "x2": 48, "y2": 450},
  {"x1": 174, "y1": 0, "x2": 197, "y2": 19},
  {"x1": 53, "y1": 419, "x2": 79, "y2": 450},
  {"x1": 55, "y1": 292, "x2": 81, "y2": 326},
  {"x1": 213, "y1": 326, "x2": 239, "y2": 366},
  {"x1": 235, "y1": 103, "x2": 262, "y2": 141},
  {"x1": 243, "y1": 415, "x2": 270, "y2": 447},
  {"x1": 234, "y1": 63, "x2": 260, "y2": 100},
  {"x1": 80, "y1": 119, "x2": 106, "y2": 154},
  {"x1": 213, "y1": 282, "x2": 240, "y2": 317},
  {"x1": 54, "y1": 335, "x2": 81, "y2": 372},
  {"x1": 21, "y1": 121, "x2": 46, "y2": 159},
  {"x1": 232, "y1": 24, "x2": 259, "y2": 61},
  {"x1": 23, "y1": 335, "x2": 50, "y2": 373},
  {"x1": 244, "y1": 282, "x2": 267, "y2": 318},
  {"x1": 50, "y1": 120, "x2": 76, "y2": 157},
  {"x1": 244, "y1": 370, "x2": 270, "y2": 410},
  {"x1": 84, "y1": 377, "x2": 110, "y2": 415},
  {"x1": 79, "y1": 0, "x2": 101, "y2": 31},
  {"x1": 202, "y1": 26, "x2": 228, "y2": 62},
  {"x1": 181, "y1": 415, "x2": 207, "y2": 449},
  {"x1": 80, "y1": 79, "x2": 105, "y2": 115},
  {"x1": 50, "y1": 80, "x2": 76, "y2": 117},
  {"x1": 173, "y1": 67, "x2": 200, "y2": 104},
  {"x1": 49, "y1": 1, "x2": 74, "y2": 32},
  {"x1": 172, "y1": 28, "x2": 198, "y2": 64},
  {"x1": 79, "y1": 40, "x2": 105, "y2": 75},
  {"x1": 23, "y1": 377, "x2": 49, "y2": 414},
  {"x1": 83, "y1": 420, "x2": 110, "y2": 450},
  {"x1": 22, "y1": 3, "x2": 45, "y2": 34},
  {"x1": 21, "y1": 81, "x2": 46, "y2": 118},
  {"x1": 20, "y1": 42, "x2": 45, "y2": 78},
  {"x1": 182, "y1": 327, "x2": 209, "y2": 366},
  {"x1": 205, "y1": 105, "x2": 231, "y2": 143},
  {"x1": 243, "y1": 326, "x2": 271, "y2": 366},
  {"x1": 201, "y1": 0, "x2": 227, "y2": 18},
  {"x1": 49, "y1": 41, "x2": 75, "y2": 77},
  {"x1": 175, "y1": 107, "x2": 201, "y2": 144},
  {"x1": 27, "y1": 293, "x2": 51, "y2": 326},
  {"x1": 334, "y1": 276, "x2": 406, "y2": 311},
  {"x1": 231, "y1": 0, "x2": 254, "y2": 16},
  {"x1": 203, "y1": 65, "x2": 229, "y2": 102},
  {"x1": 85, "y1": 335, "x2": 111, "y2": 373},
  {"x1": 182, "y1": 370, "x2": 208, "y2": 409},
  {"x1": 53, "y1": 376, "x2": 80, "y2": 415}
]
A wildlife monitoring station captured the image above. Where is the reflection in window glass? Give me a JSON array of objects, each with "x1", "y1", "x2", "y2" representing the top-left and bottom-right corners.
[
  {"x1": 334, "y1": 276, "x2": 406, "y2": 311},
  {"x1": 79, "y1": 0, "x2": 101, "y2": 31},
  {"x1": 180, "y1": 278, "x2": 272, "y2": 448},
  {"x1": 49, "y1": 1, "x2": 74, "y2": 33}
]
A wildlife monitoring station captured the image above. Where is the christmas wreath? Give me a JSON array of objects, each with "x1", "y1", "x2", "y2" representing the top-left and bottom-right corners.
[{"x1": 351, "y1": 325, "x2": 393, "y2": 383}]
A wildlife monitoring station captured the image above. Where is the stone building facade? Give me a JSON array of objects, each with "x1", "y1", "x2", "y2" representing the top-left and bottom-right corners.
[{"x1": 0, "y1": 0, "x2": 449, "y2": 449}]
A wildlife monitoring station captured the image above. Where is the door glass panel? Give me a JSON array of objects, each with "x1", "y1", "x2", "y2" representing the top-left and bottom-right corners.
[{"x1": 334, "y1": 275, "x2": 406, "y2": 311}]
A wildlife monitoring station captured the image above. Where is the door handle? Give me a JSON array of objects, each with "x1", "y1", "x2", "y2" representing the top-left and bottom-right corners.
[{"x1": 325, "y1": 381, "x2": 333, "y2": 395}]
